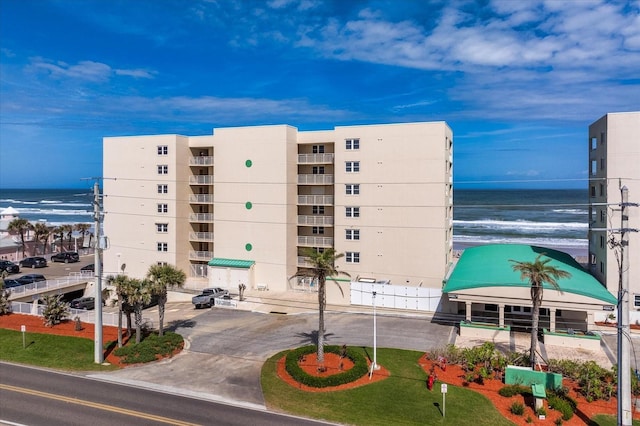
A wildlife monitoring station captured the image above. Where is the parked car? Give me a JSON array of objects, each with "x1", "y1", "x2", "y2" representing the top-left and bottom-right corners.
[
  {"x1": 70, "y1": 297, "x2": 96, "y2": 310},
  {"x1": 192, "y1": 287, "x2": 230, "y2": 308},
  {"x1": 2, "y1": 279, "x2": 22, "y2": 288},
  {"x1": 122, "y1": 294, "x2": 160, "y2": 311},
  {"x1": 80, "y1": 263, "x2": 102, "y2": 272},
  {"x1": 19, "y1": 257, "x2": 47, "y2": 268},
  {"x1": 0, "y1": 260, "x2": 20, "y2": 274},
  {"x1": 51, "y1": 251, "x2": 80, "y2": 263},
  {"x1": 16, "y1": 274, "x2": 46, "y2": 285}
]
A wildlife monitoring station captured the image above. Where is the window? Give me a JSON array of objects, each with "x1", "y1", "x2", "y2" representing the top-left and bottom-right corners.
[
  {"x1": 599, "y1": 183, "x2": 604, "y2": 196},
  {"x1": 600, "y1": 235, "x2": 605, "y2": 249},
  {"x1": 600, "y1": 158, "x2": 605, "y2": 170},
  {"x1": 157, "y1": 145, "x2": 168, "y2": 155},
  {"x1": 600, "y1": 210, "x2": 606, "y2": 223},
  {"x1": 346, "y1": 229, "x2": 360, "y2": 240},
  {"x1": 157, "y1": 203, "x2": 168, "y2": 213},
  {"x1": 346, "y1": 138, "x2": 360, "y2": 150},
  {"x1": 634, "y1": 295, "x2": 640, "y2": 309},
  {"x1": 156, "y1": 223, "x2": 168, "y2": 233},
  {"x1": 590, "y1": 186, "x2": 596, "y2": 197},
  {"x1": 591, "y1": 160, "x2": 597, "y2": 176},
  {"x1": 600, "y1": 132, "x2": 605, "y2": 145},
  {"x1": 346, "y1": 184, "x2": 360, "y2": 195},
  {"x1": 346, "y1": 252, "x2": 360, "y2": 263},
  {"x1": 346, "y1": 207, "x2": 360, "y2": 218},
  {"x1": 312, "y1": 166, "x2": 325, "y2": 174},
  {"x1": 312, "y1": 145, "x2": 325, "y2": 154},
  {"x1": 590, "y1": 137, "x2": 597, "y2": 150},
  {"x1": 485, "y1": 304, "x2": 498, "y2": 312},
  {"x1": 157, "y1": 184, "x2": 168, "y2": 194},
  {"x1": 157, "y1": 242, "x2": 168, "y2": 252},
  {"x1": 346, "y1": 161, "x2": 360, "y2": 172},
  {"x1": 157, "y1": 261, "x2": 168, "y2": 266},
  {"x1": 312, "y1": 226, "x2": 325, "y2": 235},
  {"x1": 157, "y1": 165, "x2": 168, "y2": 175},
  {"x1": 312, "y1": 206, "x2": 325, "y2": 215}
]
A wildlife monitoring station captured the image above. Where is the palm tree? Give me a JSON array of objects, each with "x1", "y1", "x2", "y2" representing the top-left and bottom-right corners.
[
  {"x1": 290, "y1": 248, "x2": 350, "y2": 370},
  {"x1": 52, "y1": 226, "x2": 65, "y2": 253},
  {"x1": 8, "y1": 218, "x2": 32, "y2": 257},
  {"x1": 32, "y1": 222, "x2": 50, "y2": 255},
  {"x1": 146, "y1": 264, "x2": 186, "y2": 336},
  {"x1": 74, "y1": 223, "x2": 91, "y2": 249},
  {"x1": 510, "y1": 253, "x2": 571, "y2": 369},
  {"x1": 61, "y1": 224, "x2": 73, "y2": 251},
  {"x1": 127, "y1": 278, "x2": 152, "y2": 344},
  {"x1": 107, "y1": 274, "x2": 133, "y2": 348}
]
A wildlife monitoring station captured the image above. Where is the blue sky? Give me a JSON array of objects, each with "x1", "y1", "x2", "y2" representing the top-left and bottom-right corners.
[{"x1": 1, "y1": 0, "x2": 639, "y2": 189}]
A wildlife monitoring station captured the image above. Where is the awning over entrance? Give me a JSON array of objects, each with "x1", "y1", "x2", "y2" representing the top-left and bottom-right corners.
[
  {"x1": 208, "y1": 258, "x2": 255, "y2": 269},
  {"x1": 443, "y1": 244, "x2": 616, "y2": 305}
]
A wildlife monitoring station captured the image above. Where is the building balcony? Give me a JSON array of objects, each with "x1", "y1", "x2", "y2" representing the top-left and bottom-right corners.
[
  {"x1": 297, "y1": 256, "x2": 313, "y2": 268},
  {"x1": 190, "y1": 194, "x2": 214, "y2": 203},
  {"x1": 189, "y1": 250, "x2": 213, "y2": 261},
  {"x1": 298, "y1": 236, "x2": 334, "y2": 247},
  {"x1": 189, "y1": 156, "x2": 214, "y2": 166},
  {"x1": 298, "y1": 195, "x2": 334, "y2": 205},
  {"x1": 297, "y1": 153, "x2": 334, "y2": 164},
  {"x1": 297, "y1": 215, "x2": 334, "y2": 226},
  {"x1": 189, "y1": 213, "x2": 214, "y2": 222},
  {"x1": 190, "y1": 263, "x2": 208, "y2": 278},
  {"x1": 298, "y1": 174, "x2": 334, "y2": 185},
  {"x1": 189, "y1": 175, "x2": 214, "y2": 185},
  {"x1": 189, "y1": 232, "x2": 214, "y2": 241}
]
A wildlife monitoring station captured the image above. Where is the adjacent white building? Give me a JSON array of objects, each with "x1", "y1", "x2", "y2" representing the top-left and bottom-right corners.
[
  {"x1": 587, "y1": 111, "x2": 640, "y2": 314},
  {"x1": 103, "y1": 122, "x2": 454, "y2": 304}
]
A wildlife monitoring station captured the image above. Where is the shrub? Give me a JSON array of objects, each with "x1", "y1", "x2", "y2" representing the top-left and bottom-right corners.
[
  {"x1": 114, "y1": 331, "x2": 183, "y2": 364},
  {"x1": 510, "y1": 401, "x2": 525, "y2": 415},
  {"x1": 554, "y1": 418, "x2": 563, "y2": 425},
  {"x1": 499, "y1": 384, "x2": 529, "y2": 397},
  {"x1": 548, "y1": 395, "x2": 574, "y2": 421},
  {"x1": 41, "y1": 294, "x2": 70, "y2": 326},
  {"x1": 285, "y1": 345, "x2": 369, "y2": 388},
  {"x1": 536, "y1": 407, "x2": 546, "y2": 416}
]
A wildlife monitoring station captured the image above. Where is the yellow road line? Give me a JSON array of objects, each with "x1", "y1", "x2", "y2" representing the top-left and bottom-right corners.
[{"x1": 0, "y1": 384, "x2": 201, "y2": 426}]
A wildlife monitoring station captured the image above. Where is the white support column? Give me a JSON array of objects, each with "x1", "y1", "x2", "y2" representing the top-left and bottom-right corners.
[
  {"x1": 498, "y1": 304, "x2": 505, "y2": 328},
  {"x1": 549, "y1": 308, "x2": 557, "y2": 333},
  {"x1": 586, "y1": 311, "x2": 595, "y2": 332},
  {"x1": 465, "y1": 302, "x2": 472, "y2": 322}
]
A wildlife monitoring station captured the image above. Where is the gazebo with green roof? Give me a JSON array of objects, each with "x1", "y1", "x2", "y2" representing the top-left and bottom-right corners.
[{"x1": 443, "y1": 244, "x2": 616, "y2": 336}]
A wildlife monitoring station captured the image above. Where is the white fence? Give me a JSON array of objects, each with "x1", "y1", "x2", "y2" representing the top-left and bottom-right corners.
[
  {"x1": 10, "y1": 301, "x2": 120, "y2": 327},
  {"x1": 350, "y1": 282, "x2": 442, "y2": 312},
  {"x1": 8, "y1": 272, "x2": 93, "y2": 299}
]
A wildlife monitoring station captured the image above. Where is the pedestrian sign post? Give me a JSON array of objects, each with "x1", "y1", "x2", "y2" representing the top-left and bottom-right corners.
[
  {"x1": 441, "y1": 383, "x2": 447, "y2": 417},
  {"x1": 21, "y1": 325, "x2": 26, "y2": 349}
]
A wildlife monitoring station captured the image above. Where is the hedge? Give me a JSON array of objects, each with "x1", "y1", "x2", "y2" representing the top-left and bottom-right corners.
[{"x1": 285, "y1": 345, "x2": 369, "y2": 388}]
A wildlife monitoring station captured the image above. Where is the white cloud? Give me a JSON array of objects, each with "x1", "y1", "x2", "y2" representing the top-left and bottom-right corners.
[{"x1": 27, "y1": 58, "x2": 155, "y2": 82}]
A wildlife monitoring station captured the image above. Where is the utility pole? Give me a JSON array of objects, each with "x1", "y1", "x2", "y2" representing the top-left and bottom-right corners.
[
  {"x1": 93, "y1": 181, "x2": 104, "y2": 364},
  {"x1": 618, "y1": 185, "x2": 635, "y2": 425}
]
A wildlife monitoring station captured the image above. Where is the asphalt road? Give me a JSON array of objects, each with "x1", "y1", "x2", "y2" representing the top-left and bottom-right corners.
[{"x1": 0, "y1": 362, "x2": 332, "y2": 426}]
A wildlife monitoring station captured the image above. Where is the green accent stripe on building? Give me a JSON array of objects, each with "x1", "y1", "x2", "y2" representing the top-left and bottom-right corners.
[{"x1": 208, "y1": 258, "x2": 255, "y2": 269}]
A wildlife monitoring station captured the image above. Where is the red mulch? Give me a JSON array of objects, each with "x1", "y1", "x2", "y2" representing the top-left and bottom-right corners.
[
  {"x1": 419, "y1": 356, "x2": 639, "y2": 425},
  {"x1": 276, "y1": 352, "x2": 389, "y2": 392},
  {"x1": 0, "y1": 313, "x2": 130, "y2": 367}
]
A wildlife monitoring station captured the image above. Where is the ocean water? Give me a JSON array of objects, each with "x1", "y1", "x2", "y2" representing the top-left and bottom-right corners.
[
  {"x1": 0, "y1": 188, "x2": 94, "y2": 226},
  {"x1": 454, "y1": 189, "x2": 588, "y2": 255},
  {"x1": 0, "y1": 188, "x2": 589, "y2": 255}
]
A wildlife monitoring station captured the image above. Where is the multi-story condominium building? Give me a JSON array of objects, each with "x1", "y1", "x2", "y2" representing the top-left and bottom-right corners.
[
  {"x1": 588, "y1": 112, "x2": 639, "y2": 311},
  {"x1": 103, "y1": 122, "x2": 454, "y2": 303}
]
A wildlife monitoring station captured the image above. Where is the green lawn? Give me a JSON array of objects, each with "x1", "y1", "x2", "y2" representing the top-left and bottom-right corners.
[
  {"x1": 262, "y1": 347, "x2": 516, "y2": 426},
  {"x1": 0, "y1": 328, "x2": 118, "y2": 371}
]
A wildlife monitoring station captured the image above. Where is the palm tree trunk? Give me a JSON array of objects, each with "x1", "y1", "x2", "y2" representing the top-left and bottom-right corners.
[
  {"x1": 531, "y1": 298, "x2": 541, "y2": 369},
  {"x1": 317, "y1": 277, "x2": 326, "y2": 368},
  {"x1": 158, "y1": 295, "x2": 166, "y2": 337},
  {"x1": 135, "y1": 306, "x2": 142, "y2": 344},
  {"x1": 117, "y1": 295, "x2": 123, "y2": 348}
]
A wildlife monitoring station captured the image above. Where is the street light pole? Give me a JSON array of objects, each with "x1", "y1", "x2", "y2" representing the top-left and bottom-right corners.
[
  {"x1": 93, "y1": 181, "x2": 103, "y2": 364},
  {"x1": 372, "y1": 290, "x2": 378, "y2": 372}
]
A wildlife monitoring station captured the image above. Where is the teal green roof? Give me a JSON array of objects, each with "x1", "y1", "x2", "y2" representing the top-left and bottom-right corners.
[
  {"x1": 443, "y1": 244, "x2": 616, "y2": 305},
  {"x1": 208, "y1": 258, "x2": 255, "y2": 269}
]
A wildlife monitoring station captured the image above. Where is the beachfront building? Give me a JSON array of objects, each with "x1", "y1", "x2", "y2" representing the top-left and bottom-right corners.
[
  {"x1": 102, "y1": 122, "x2": 454, "y2": 304},
  {"x1": 588, "y1": 111, "x2": 640, "y2": 317}
]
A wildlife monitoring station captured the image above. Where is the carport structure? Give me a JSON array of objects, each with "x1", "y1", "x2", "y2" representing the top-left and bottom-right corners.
[{"x1": 443, "y1": 244, "x2": 617, "y2": 336}]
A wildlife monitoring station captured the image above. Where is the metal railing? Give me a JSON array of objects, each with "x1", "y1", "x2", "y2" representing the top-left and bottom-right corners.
[
  {"x1": 189, "y1": 156, "x2": 214, "y2": 166},
  {"x1": 189, "y1": 232, "x2": 214, "y2": 241},
  {"x1": 189, "y1": 213, "x2": 214, "y2": 222},
  {"x1": 297, "y1": 195, "x2": 334, "y2": 205},
  {"x1": 189, "y1": 194, "x2": 214, "y2": 203},
  {"x1": 8, "y1": 272, "x2": 92, "y2": 299},
  {"x1": 189, "y1": 250, "x2": 213, "y2": 261},
  {"x1": 10, "y1": 301, "x2": 120, "y2": 327},
  {"x1": 297, "y1": 236, "x2": 334, "y2": 247},
  {"x1": 297, "y1": 153, "x2": 334, "y2": 164},
  {"x1": 189, "y1": 175, "x2": 214, "y2": 185},
  {"x1": 297, "y1": 215, "x2": 334, "y2": 226},
  {"x1": 298, "y1": 174, "x2": 334, "y2": 185}
]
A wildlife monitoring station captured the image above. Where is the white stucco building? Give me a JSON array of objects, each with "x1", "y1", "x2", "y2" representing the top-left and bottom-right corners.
[
  {"x1": 103, "y1": 122, "x2": 454, "y2": 304},
  {"x1": 588, "y1": 111, "x2": 640, "y2": 315}
]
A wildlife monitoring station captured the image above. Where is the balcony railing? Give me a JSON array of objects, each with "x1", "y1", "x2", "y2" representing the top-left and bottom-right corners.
[
  {"x1": 189, "y1": 175, "x2": 214, "y2": 185},
  {"x1": 298, "y1": 174, "x2": 334, "y2": 185},
  {"x1": 298, "y1": 215, "x2": 334, "y2": 226},
  {"x1": 189, "y1": 213, "x2": 214, "y2": 222},
  {"x1": 297, "y1": 256, "x2": 313, "y2": 268},
  {"x1": 189, "y1": 156, "x2": 214, "y2": 166},
  {"x1": 298, "y1": 236, "x2": 334, "y2": 247},
  {"x1": 298, "y1": 195, "x2": 334, "y2": 205},
  {"x1": 190, "y1": 263, "x2": 208, "y2": 278},
  {"x1": 189, "y1": 250, "x2": 213, "y2": 261},
  {"x1": 189, "y1": 232, "x2": 214, "y2": 241},
  {"x1": 297, "y1": 153, "x2": 334, "y2": 164},
  {"x1": 189, "y1": 194, "x2": 214, "y2": 203}
]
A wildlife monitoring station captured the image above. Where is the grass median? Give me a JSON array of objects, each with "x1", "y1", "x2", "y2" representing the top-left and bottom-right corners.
[{"x1": 261, "y1": 346, "x2": 515, "y2": 426}]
